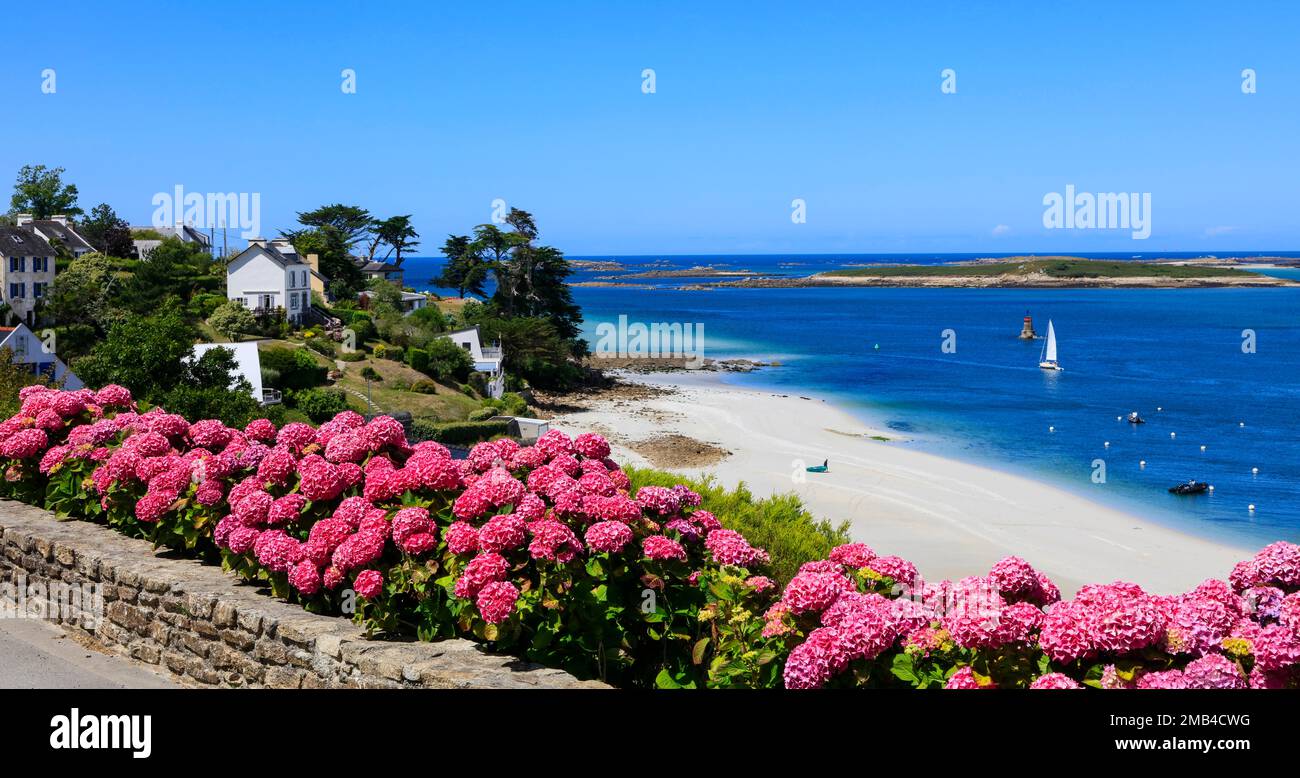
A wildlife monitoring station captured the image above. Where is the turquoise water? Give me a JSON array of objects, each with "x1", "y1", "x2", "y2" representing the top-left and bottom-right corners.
[{"x1": 406, "y1": 253, "x2": 1300, "y2": 548}]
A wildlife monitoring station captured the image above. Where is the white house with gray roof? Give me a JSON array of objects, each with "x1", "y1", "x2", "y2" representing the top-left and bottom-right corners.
[
  {"x1": 224, "y1": 237, "x2": 313, "y2": 323},
  {"x1": 0, "y1": 226, "x2": 56, "y2": 325}
]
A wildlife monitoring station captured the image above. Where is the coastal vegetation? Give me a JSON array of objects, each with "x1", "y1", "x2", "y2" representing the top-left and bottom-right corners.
[{"x1": 5, "y1": 384, "x2": 1297, "y2": 689}]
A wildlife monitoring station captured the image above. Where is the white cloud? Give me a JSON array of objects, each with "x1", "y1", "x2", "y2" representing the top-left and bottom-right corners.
[
  {"x1": 1204, "y1": 225, "x2": 1237, "y2": 237},
  {"x1": 991, "y1": 224, "x2": 1011, "y2": 236}
]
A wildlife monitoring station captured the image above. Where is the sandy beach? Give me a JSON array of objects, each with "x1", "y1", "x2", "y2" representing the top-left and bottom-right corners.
[{"x1": 544, "y1": 371, "x2": 1254, "y2": 595}]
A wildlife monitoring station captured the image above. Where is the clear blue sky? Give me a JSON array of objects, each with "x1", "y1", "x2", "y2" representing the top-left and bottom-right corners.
[{"x1": 3, "y1": 1, "x2": 1297, "y2": 255}]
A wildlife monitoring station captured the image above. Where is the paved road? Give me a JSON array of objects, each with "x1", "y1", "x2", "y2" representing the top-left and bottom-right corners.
[{"x1": 0, "y1": 618, "x2": 178, "y2": 689}]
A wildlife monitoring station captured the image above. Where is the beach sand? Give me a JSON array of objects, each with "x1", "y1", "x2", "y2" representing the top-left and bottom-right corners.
[{"x1": 544, "y1": 371, "x2": 1254, "y2": 595}]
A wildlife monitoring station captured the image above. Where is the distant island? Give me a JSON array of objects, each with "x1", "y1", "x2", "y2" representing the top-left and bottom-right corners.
[{"x1": 673, "y1": 257, "x2": 1297, "y2": 289}]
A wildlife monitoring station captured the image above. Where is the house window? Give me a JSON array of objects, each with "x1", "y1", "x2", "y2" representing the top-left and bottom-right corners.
[
  {"x1": 290, "y1": 292, "x2": 299, "y2": 309},
  {"x1": 33, "y1": 282, "x2": 45, "y2": 299},
  {"x1": 33, "y1": 257, "x2": 48, "y2": 272},
  {"x1": 9, "y1": 256, "x2": 25, "y2": 272},
  {"x1": 9, "y1": 282, "x2": 25, "y2": 299}
]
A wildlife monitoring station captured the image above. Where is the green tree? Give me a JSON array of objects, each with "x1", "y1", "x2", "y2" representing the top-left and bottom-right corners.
[
  {"x1": 425, "y1": 337, "x2": 474, "y2": 382},
  {"x1": 437, "y1": 234, "x2": 489, "y2": 299},
  {"x1": 78, "y1": 203, "x2": 134, "y2": 257},
  {"x1": 126, "y1": 237, "x2": 218, "y2": 314},
  {"x1": 285, "y1": 203, "x2": 371, "y2": 297},
  {"x1": 207, "y1": 300, "x2": 256, "y2": 341},
  {"x1": 374, "y1": 214, "x2": 420, "y2": 265},
  {"x1": 364, "y1": 278, "x2": 404, "y2": 317},
  {"x1": 493, "y1": 243, "x2": 583, "y2": 340},
  {"x1": 9, "y1": 164, "x2": 82, "y2": 219},
  {"x1": 160, "y1": 347, "x2": 260, "y2": 426},
  {"x1": 72, "y1": 301, "x2": 197, "y2": 401},
  {"x1": 40, "y1": 252, "x2": 120, "y2": 332}
]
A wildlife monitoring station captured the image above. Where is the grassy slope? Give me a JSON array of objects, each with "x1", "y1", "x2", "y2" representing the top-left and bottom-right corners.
[
  {"x1": 260, "y1": 337, "x2": 481, "y2": 423},
  {"x1": 825, "y1": 257, "x2": 1255, "y2": 279}
]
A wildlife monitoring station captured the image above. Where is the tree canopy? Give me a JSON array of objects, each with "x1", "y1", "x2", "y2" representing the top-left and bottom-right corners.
[{"x1": 9, "y1": 164, "x2": 81, "y2": 219}]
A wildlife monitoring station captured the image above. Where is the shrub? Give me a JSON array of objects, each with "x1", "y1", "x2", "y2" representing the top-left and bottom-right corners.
[
  {"x1": 410, "y1": 419, "x2": 510, "y2": 445},
  {"x1": 305, "y1": 338, "x2": 336, "y2": 358},
  {"x1": 426, "y1": 338, "x2": 473, "y2": 383},
  {"x1": 337, "y1": 351, "x2": 366, "y2": 362},
  {"x1": 410, "y1": 379, "x2": 438, "y2": 394},
  {"x1": 259, "y1": 346, "x2": 327, "y2": 391},
  {"x1": 479, "y1": 392, "x2": 528, "y2": 418},
  {"x1": 372, "y1": 344, "x2": 389, "y2": 360},
  {"x1": 290, "y1": 387, "x2": 350, "y2": 422},
  {"x1": 345, "y1": 313, "x2": 376, "y2": 343},
  {"x1": 359, "y1": 366, "x2": 383, "y2": 382},
  {"x1": 406, "y1": 347, "x2": 430, "y2": 375},
  {"x1": 384, "y1": 346, "x2": 404, "y2": 363},
  {"x1": 467, "y1": 408, "x2": 497, "y2": 422}
]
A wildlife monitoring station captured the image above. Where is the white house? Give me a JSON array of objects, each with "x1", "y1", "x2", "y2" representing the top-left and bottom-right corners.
[
  {"x1": 0, "y1": 226, "x2": 56, "y2": 325},
  {"x1": 0, "y1": 322, "x2": 83, "y2": 389},
  {"x1": 400, "y1": 291, "x2": 429, "y2": 314},
  {"x1": 191, "y1": 342, "x2": 279, "y2": 405},
  {"x1": 224, "y1": 238, "x2": 314, "y2": 324},
  {"x1": 443, "y1": 326, "x2": 505, "y2": 398},
  {"x1": 15, "y1": 215, "x2": 94, "y2": 257}
]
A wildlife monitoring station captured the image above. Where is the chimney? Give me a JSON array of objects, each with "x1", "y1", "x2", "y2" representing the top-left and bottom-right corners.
[
  {"x1": 50, "y1": 214, "x2": 68, "y2": 225},
  {"x1": 306, "y1": 253, "x2": 320, "y2": 272},
  {"x1": 248, "y1": 237, "x2": 268, "y2": 248},
  {"x1": 15, "y1": 213, "x2": 33, "y2": 226}
]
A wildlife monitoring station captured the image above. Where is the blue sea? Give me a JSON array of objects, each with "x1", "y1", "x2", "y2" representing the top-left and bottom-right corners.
[{"x1": 404, "y1": 252, "x2": 1300, "y2": 550}]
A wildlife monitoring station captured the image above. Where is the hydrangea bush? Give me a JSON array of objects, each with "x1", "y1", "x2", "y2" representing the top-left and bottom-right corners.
[{"x1": 3, "y1": 384, "x2": 1298, "y2": 689}]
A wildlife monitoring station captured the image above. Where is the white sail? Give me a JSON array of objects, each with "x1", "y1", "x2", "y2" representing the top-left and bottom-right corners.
[{"x1": 1044, "y1": 320, "x2": 1058, "y2": 363}]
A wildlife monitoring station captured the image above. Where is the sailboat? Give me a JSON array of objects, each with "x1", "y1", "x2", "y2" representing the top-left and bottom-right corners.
[{"x1": 1038, "y1": 320, "x2": 1062, "y2": 371}]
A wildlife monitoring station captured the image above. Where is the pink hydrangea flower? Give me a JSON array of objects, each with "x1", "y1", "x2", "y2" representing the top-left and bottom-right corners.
[
  {"x1": 704, "y1": 528, "x2": 769, "y2": 567},
  {"x1": 479, "y1": 514, "x2": 527, "y2": 552},
  {"x1": 866, "y1": 555, "x2": 919, "y2": 587},
  {"x1": 573, "y1": 432, "x2": 611, "y2": 460},
  {"x1": 253, "y1": 530, "x2": 301, "y2": 573},
  {"x1": 829, "y1": 542, "x2": 876, "y2": 569},
  {"x1": 1183, "y1": 653, "x2": 1247, "y2": 689},
  {"x1": 1029, "y1": 673, "x2": 1082, "y2": 689},
  {"x1": 529, "y1": 520, "x2": 584, "y2": 564},
  {"x1": 454, "y1": 552, "x2": 510, "y2": 599},
  {"x1": 289, "y1": 560, "x2": 322, "y2": 596},
  {"x1": 585, "y1": 520, "x2": 634, "y2": 553},
  {"x1": 1137, "y1": 669, "x2": 1188, "y2": 689},
  {"x1": 353, "y1": 569, "x2": 384, "y2": 599},
  {"x1": 641, "y1": 535, "x2": 687, "y2": 563},
  {"x1": 944, "y1": 666, "x2": 992, "y2": 690},
  {"x1": 445, "y1": 521, "x2": 480, "y2": 556},
  {"x1": 782, "y1": 568, "x2": 855, "y2": 615},
  {"x1": 476, "y1": 581, "x2": 520, "y2": 624}
]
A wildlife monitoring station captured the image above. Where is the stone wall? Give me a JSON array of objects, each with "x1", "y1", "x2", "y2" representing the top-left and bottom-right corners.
[{"x1": 0, "y1": 499, "x2": 604, "y2": 689}]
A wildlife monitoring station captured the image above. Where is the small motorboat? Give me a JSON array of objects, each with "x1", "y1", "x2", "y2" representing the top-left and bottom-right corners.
[
  {"x1": 1168, "y1": 480, "x2": 1210, "y2": 495},
  {"x1": 1128, "y1": 412, "x2": 1146, "y2": 424},
  {"x1": 806, "y1": 459, "x2": 829, "y2": 473}
]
